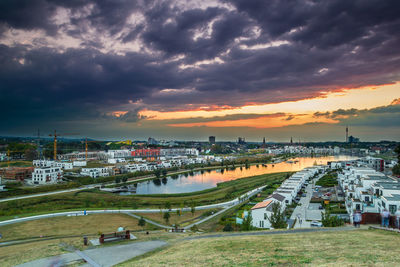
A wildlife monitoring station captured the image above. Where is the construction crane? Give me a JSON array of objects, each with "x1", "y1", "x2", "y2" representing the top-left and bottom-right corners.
[
  {"x1": 49, "y1": 130, "x2": 79, "y2": 160},
  {"x1": 84, "y1": 138, "x2": 100, "y2": 161}
]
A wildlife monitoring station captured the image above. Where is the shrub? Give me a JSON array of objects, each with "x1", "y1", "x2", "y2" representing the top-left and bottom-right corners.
[
  {"x1": 321, "y1": 211, "x2": 344, "y2": 227},
  {"x1": 223, "y1": 223, "x2": 234, "y2": 232}
]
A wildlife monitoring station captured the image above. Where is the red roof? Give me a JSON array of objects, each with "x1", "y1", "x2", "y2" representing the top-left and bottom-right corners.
[{"x1": 251, "y1": 200, "x2": 272, "y2": 210}]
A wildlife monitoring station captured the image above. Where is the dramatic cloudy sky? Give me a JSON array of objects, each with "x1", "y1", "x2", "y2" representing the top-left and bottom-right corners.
[{"x1": 1, "y1": 0, "x2": 400, "y2": 141}]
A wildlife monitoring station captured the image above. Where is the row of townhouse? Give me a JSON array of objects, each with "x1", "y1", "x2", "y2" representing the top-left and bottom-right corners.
[
  {"x1": 266, "y1": 146, "x2": 342, "y2": 155},
  {"x1": 251, "y1": 166, "x2": 322, "y2": 229},
  {"x1": 338, "y1": 166, "x2": 400, "y2": 221},
  {"x1": 120, "y1": 156, "x2": 211, "y2": 174},
  {"x1": 33, "y1": 160, "x2": 73, "y2": 170},
  {"x1": 80, "y1": 167, "x2": 113, "y2": 178}
]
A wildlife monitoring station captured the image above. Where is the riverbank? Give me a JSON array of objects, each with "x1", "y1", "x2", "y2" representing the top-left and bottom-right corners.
[
  {"x1": 0, "y1": 172, "x2": 289, "y2": 221},
  {"x1": 0, "y1": 156, "x2": 277, "y2": 199}
]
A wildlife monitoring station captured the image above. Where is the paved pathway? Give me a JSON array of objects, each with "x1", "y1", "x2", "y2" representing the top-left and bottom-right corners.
[
  {"x1": 16, "y1": 240, "x2": 167, "y2": 267},
  {"x1": 290, "y1": 173, "x2": 324, "y2": 228}
]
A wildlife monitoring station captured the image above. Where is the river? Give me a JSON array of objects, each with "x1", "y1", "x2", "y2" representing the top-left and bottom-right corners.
[{"x1": 122, "y1": 155, "x2": 357, "y2": 195}]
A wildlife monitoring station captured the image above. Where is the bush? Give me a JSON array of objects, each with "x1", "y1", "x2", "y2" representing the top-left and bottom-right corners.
[
  {"x1": 223, "y1": 223, "x2": 234, "y2": 232},
  {"x1": 321, "y1": 211, "x2": 344, "y2": 227},
  {"x1": 190, "y1": 224, "x2": 199, "y2": 232}
]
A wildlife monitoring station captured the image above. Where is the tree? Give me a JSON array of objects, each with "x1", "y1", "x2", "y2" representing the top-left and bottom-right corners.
[
  {"x1": 223, "y1": 223, "x2": 233, "y2": 232},
  {"x1": 154, "y1": 169, "x2": 161, "y2": 178},
  {"x1": 190, "y1": 224, "x2": 199, "y2": 232},
  {"x1": 163, "y1": 212, "x2": 170, "y2": 223},
  {"x1": 321, "y1": 211, "x2": 344, "y2": 227},
  {"x1": 267, "y1": 202, "x2": 287, "y2": 229},
  {"x1": 138, "y1": 217, "x2": 146, "y2": 227},
  {"x1": 162, "y1": 169, "x2": 168, "y2": 176},
  {"x1": 24, "y1": 148, "x2": 38, "y2": 161},
  {"x1": 190, "y1": 201, "x2": 196, "y2": 215},
  {"x1": 121, "y1": 176, "x2": 128, "y2": 183},
  {"x1": 115, "y1": 177, "x2": 121, "y2": 183},
  {"x1": 165, "y1": 201, "x2": 171, "y2": 210},
  {"x1": 240, "y1": 213, "x2": 253, "y2": 231},
  {"x1": 393, "y1": 145, "x2": 400, "y2": 175}
]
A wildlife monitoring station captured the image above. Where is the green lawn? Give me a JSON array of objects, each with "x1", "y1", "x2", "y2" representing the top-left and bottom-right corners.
[
  {"x1": 0, "y1": 213, "x2": 159, "y2": 267},
  {"x1": 316, "y1": 173, "x2": 338, "y2": 187},
  {"x1": 119, "y1": 229, "x2": 400, "y2": 266},
  {"x1": 0, "y1": 172, "x2": 289, "y2": 220}
]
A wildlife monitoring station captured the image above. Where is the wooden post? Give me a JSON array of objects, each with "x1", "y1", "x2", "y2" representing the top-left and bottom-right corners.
[{"x1": 99, "y1": 234, "x2": 104, "y2": 244}]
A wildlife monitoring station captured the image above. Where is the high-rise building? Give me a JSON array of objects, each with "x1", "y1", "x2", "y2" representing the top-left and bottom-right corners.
[
  {"x1": 346, "y1": 125, "x2": 349, "y2": 142},
  {"x1": 209, "y1": 136, "x2": 216, "y2": 144},
  {"x1": 238, "y1": 137, "x2": 246, "y2": 144},
  {"x1": 262, "y1": 137, "x2": 266, "y2": 148}
]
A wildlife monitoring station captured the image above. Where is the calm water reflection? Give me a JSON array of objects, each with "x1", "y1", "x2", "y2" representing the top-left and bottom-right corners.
[{"x1": 132, "y1": 155, "x2": 357, "y2": 195}]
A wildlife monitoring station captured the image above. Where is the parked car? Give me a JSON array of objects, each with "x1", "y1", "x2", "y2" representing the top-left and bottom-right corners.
[
  {"x1": 310, "y1": 221, "x2": 323, "y2": 227},
  {"x1": 302, "y1": 194, "x2": 307, "y2": 197}
]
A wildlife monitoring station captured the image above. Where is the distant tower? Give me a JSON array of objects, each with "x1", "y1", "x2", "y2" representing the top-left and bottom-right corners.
[
  {"x1": 209, "y1": 136, "x2": 216, "y2": 144},
  {"x1": 290, "y1": 137, "x2": 293, "y2": 145},
  {"x1": 346, "y1": 126, "x2": 349, "y2": 143},
  {"x1": 262, "y1": 137, "x2": 266, "y2": 148}
]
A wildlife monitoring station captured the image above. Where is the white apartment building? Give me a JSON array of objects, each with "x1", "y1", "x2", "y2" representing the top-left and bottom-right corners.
[
  {"x1": 31, "y1": 167, "x2": 63, "y2": 185},
  {"x1": 73, "y1": 161, "x2": 87, "y2": 167},
  {"x1": 339, "y1": 164, "x2": 400, "y2": 221},
  {"x1": 80, "y1": 167, "x2": 111, "y2": 178},
  {"x1": 33, "y1": 160, "x2": 73, "y2": 170}
]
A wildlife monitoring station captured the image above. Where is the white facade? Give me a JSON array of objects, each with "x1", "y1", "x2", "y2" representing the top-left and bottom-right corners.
[
  {"x1": 31, "y1": 167, "x2": 63, "y2": 184},
  {"x1": 80, "y1": 167, "x2": 111, "y2": 178},
  {"x1": 251, "y1": 200, "x2": 274, "y2": 229},
  {"x1": 73, "y1": 161, "x2": 87, "y2": 167},
  {"x1": 33, "y1": 160, "x2": 73, "y2": 170}
]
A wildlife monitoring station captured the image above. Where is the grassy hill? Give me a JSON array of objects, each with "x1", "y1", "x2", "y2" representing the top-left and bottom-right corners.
[{"x1": 120, "y1": 229, "x2": 400, "y2": 266}]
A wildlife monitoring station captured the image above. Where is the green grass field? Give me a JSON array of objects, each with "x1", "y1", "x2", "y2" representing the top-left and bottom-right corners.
[
  {"x1": 0, "y1": 213, "x2": 158, "y2": 267},
  {"x1": 120, "y1": 229, "x2": 400, "y2": 266},
  {"x1": 0, "y1": 172, "x2": 289, "y2": 220},
  {"x1": 135, "y1": 208, "x2": 220, "y2": 227},
  {"x1": 0, "y1": 161, "x2": 32, "y2": 167}
]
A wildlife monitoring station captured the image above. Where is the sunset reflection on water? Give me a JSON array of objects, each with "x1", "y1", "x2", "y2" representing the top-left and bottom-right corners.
[{"x1": 134, "y1": 155, "x2": 357, "y2": 195}]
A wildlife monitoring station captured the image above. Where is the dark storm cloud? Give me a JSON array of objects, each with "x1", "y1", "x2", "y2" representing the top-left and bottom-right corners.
[
  {"x1": 312, "y1": 101, "x2": 400, "y2": 128},
  {"x1": 0, "y1": 44, "x2": 190, "y2": 130},
  {"x1": 0, "y1": 0, "x2": 400, "y2": 136}
]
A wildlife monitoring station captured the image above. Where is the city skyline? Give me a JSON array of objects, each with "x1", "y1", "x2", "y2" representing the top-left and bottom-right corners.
[{"x1": 1, "y1": 1, "x2": 400, "y2": 141}]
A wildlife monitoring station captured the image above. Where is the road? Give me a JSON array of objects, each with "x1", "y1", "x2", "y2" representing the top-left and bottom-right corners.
[
  {"x1": 0, "y1": 183, "x2": 267, "y2": 226},
  {"x1": 290, "y1": 172, "x2": 325, "y2": 228}
]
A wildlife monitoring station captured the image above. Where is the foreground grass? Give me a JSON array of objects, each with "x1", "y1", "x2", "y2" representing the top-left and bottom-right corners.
[
  {"x1": 0, "y1": 213, "x2": 156, "y2": 242},
  {"x1": 120, "y1": 229, "x2": 400, "y2": 267},
  {"x1": 0, "y1": 172, "x2": 288, "y2": 220},
  {"x1": 0, "y1": 213, "x2": 160, "y2": 267},
  {"x1": 0, "y1": 237, "x2": 82, "y2": 267}
]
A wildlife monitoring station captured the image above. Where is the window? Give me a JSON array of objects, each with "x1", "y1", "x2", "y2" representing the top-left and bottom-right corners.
[
  {"x1": 264, "y1": 213, "x2": 267, "y2": 220},
  {"x1": 389, "y1": 205, "x2": 397, "y2": 215},
  {"x1": 365, "y1": 196, "x2": 370, "y2": 202},
  {"x1": 356, "y1": 204, "x2": 361, "y2": 211}
]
